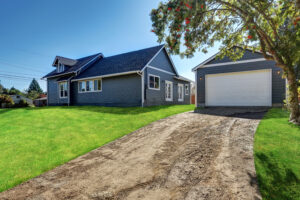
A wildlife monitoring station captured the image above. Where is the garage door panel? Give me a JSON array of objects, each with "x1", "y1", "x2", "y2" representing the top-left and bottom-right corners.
[{"x1": 205, "y1": 69, "x2": 272, "y2": 106}]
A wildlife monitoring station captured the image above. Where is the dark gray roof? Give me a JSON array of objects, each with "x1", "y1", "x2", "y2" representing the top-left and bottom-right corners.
[
  {"x1": 74, "y1": 45, "x2": 164, "y2": 80},
  {"x1": 43, "y1": 53, "x2": 100, "y2": 78}
]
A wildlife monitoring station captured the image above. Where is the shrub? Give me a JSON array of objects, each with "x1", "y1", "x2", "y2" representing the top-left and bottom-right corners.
[
  {"x1": 0, "y1": 94, "x2": 14, "y2": 108},
  {"x1": 14, "y1": 99, "x2": 30, "y2": 108}
]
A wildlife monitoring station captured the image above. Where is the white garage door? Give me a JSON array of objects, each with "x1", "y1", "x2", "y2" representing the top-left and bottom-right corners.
[{"x1": 205, "y1": 69, "x2": 272, "y2": 106}]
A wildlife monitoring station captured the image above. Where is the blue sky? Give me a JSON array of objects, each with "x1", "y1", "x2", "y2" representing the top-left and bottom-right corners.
[{"x1": 0, "y1": 0, "x2": 220, "y2": 91}]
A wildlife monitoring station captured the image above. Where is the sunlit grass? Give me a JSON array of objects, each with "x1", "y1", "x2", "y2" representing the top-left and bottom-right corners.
[
  {"x1": 254, "y1": 108, "x2": 300, "y2": 200},
  {"x1": 0, "y1": 105, "x2": 194, "y2": 192}
]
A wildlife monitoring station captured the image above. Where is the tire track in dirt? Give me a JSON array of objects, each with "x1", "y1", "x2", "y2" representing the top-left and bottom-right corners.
[{"x1": 0, "y1": 111, "x2": 263, "y2": 200}]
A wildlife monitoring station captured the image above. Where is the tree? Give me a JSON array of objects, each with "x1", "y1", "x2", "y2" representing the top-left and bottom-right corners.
[
  {"x1": 8, "y1": 87, "x2": 23, "y2": 95},
  {"x1": 27, "y1": 79, "x2": 43, "y2": 94},
  {"x1": 26, "y1": 90, "x2": 40, "y2": 100},
  {"x1": 0, "y1": 82, "x2": 3, "y2": 94},
  {"x1": 151, "y1": 0, "x2": 300, "y2": 124}
]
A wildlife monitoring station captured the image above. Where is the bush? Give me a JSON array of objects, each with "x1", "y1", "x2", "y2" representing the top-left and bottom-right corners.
[
  {"x1": 0, "y1": 94, "x2": 14, "y2": 108},
  {"x1": 14, "y1": 99, "x2": 30, "y2": 108}
]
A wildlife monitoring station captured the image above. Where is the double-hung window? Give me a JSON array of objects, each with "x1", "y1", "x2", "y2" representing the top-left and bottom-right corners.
[
  {"x1": 178, "y1": 84, "x2": 184, "y2": 101},
  {"x1": 59, "y1": 82, "x2": 68, "y2": 98},
  {"x1": 185, "y1": 84, "x2": 189, "y2": 95},
  {"x1": 57, "y1": 63, "x2": 65, "y2": 73},
  {"x1": 78, "y1": 79, "x2": 102, "y2": 93},
  {"x1": 148, "y1": 74, "x2": 160, "y2": 90},
  {"x1": 165, "y1": 81, "x2": 173, "y2": 101}
]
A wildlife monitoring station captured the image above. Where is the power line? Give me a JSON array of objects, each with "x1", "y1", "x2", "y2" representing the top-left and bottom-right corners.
[
  {"x1": 0, "y1": 70, "x2": 43, "y2": 77},
  {"x1": 0, "y1": 46, "x2": 54, "y2": 59},
  {"x1": 0, "y1": 60, "x2": 50, "y2": 73},
  {"x1": 0, "y1": 73, "x2": 39, "y2": 79}
]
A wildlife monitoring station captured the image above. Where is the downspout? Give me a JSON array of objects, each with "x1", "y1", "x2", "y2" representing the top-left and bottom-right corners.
[
  {"x1": 67, "y1": 76, "x2": 74, "y2": 106},
  {"x1": 47, "y1": 79, "x2": 49, "y2": 106},
  {"x1": 137, "y1": 71, "x2": 144, "y2": 107}
]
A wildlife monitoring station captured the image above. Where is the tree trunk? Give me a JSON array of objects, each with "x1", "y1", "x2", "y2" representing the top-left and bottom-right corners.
[{"x1": 286, "y1": 68, "x2": 300, "y2": 124}]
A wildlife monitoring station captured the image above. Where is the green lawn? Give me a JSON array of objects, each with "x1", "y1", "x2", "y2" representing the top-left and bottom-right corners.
[
  {"x1": 254, "y1": 108, "x2": 300, "y2": 200},
  {"x1": 0, "y1": 105, "x2": 194, "y2": 192}
]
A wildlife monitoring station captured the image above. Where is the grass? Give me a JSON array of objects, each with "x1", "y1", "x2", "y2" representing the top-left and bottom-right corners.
[
  {"x1": 254, "y1": 108, "x2": 300, "y2": 200},
  {"x1": 0, "y1": 105, "x2": 194, "y2": 192}
]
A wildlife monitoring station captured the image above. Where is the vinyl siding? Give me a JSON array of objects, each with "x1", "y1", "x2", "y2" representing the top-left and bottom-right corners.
[
  {"x1": 144, "y1": 67, "x2": 190, "y2": 106},
  {"x1": 47, "y1": 78, "x2": 68, "y2": 106},
  {"x1": 149, "y1": 49, "x2": 177, "y2": 74},
  {"x1": 71, "y1": 73, "x2": 142, "y2": 107},
  {"x1": 208, "y1": 49, "x2": 264, "y2": 64}
]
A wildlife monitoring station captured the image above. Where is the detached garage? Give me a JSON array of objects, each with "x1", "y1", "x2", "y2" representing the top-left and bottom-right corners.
[{"x1": 193, "y1": 47, "x2": 286, "y2": 107}]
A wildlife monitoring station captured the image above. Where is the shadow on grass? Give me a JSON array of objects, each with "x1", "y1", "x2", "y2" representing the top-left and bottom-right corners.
[
  {"x1": 67, "y1": 105, "x2": 175, "y2": 115},
  {"x1": 193, "y1": 107, "x2": 267, "y2": 119},
  {"x1": 0, "y1": 109, "x2": 12, "y2": 115},
  {"x1": 255, "y1": 153, "x2": 300, "y2": 200}
]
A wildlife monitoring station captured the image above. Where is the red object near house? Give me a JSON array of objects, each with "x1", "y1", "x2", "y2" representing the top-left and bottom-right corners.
[{"x1": 191, "y1": 94, "x2": 195, "y2": 104}]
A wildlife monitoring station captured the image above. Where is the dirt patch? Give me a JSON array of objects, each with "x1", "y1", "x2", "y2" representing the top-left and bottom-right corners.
[{"x1": 0, "y1": 110, "x2": 263, "y2": 200}]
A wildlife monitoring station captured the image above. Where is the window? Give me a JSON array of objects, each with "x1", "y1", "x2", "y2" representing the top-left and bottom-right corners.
[
  {"x1": 178, "y1": 84, "x2": 184, "y2": 101},
  {"x1": 148, "y1": 74, "x2": 160, "y2": 90},
  {"x1": 57, "y1": 63, "x2": 65, "y2": 73},
  {"x1": 165, "y1": 81, "x2": 173, "y2": 101},
  {"x1": 78, "y1": 79, "x2": 102, "y2": 93},
  {"x1": 59, "y1": 82, "x2": 68, "y2": 98},
  {"x1": 185, "y1": 84, "x2": 189, "y2": 95}
]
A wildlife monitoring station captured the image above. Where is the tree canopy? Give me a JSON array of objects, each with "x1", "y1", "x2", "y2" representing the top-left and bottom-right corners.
[
  {"x1": 151, "y1": 0, "x2": 300, "y2": 124},
  {"x1": 27, "y1": 78, "x2": 43, "y2": 94}
]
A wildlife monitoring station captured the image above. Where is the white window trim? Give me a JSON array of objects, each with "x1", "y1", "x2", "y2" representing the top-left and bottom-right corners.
[
  {"x1": 165, "y1": 80, "x2": 173, "y2": 101},
  {"x1": 148, "y1": 74, "x2": 160, "y2": 90},
  {"x1": 78, "y1": 79, "x2": 102, "y2": 93},
  {"x1": 58, "y1": 81, "x2": 68, "y2": 98},
  {"x1": 57, "y1": 63, "x2": 65, "y2": 73},
  {"x1": 192, "y1": 58, "x2": 266, "y2": 71},
  {"x1": 178, "y1": 84, "x2": 184, "y2": 102},
  {"x1": 185, "y1": 84, "x2": 189, "y2": 95}
]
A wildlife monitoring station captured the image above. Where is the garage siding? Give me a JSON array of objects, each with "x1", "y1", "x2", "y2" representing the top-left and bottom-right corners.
[{"x1": 196, "y1": 60, "x2": 286, "y2": 107}]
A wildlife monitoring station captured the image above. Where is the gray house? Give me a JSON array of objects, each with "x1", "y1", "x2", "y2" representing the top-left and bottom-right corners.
[
  {"x1": 192, "y1": 47, "x2": 286, "y2": 107},
  {"x1": 43, "y1": 45, "x2": 191, "y2": 107}
]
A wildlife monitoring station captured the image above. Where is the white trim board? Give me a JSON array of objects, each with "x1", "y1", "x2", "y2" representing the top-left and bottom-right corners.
[
  {"x1": 141, "y1": 45, "x2": 165, "y2": 72},
  {"x1": 192, "y1": 58, "x2": 266, "y2": 71},
  {"x1": 71, "y1": 71, "x2": 140, "y2": 82},
  {"x1": 146, "y1": 65, "x2": 176, "y2": 75},
  {"x1": 141, "y1": 46, "x2": 179, "y2": 76}
]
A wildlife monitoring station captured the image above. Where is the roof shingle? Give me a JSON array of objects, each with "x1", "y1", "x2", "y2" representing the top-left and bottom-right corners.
[
  {"x1": 74, "y1": 45, "x2": 164, "y2": 80},
  {"x1": 43, "y1": 53, "x2": 100, "y2": 78}
]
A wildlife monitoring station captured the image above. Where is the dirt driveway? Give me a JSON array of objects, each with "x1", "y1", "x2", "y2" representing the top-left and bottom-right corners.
[{"x1": 0, "y1": 109, "x2": 265, "y2": 200}]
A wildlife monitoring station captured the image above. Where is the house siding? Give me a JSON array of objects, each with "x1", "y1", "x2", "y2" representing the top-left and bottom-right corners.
[
  {"x1": 208, "y1": 49, "x2": 264, "y2": 64},
  {"x1": 71, "y1": 74, "x2": 142, "y2": 107},
  {"x1": 149, "y1": 49, "x2": 177, "y2": 74},
  {"x1": 144, "y1": 67, "x2": 190, "y2": 106},
  {"x1": 196, "y1": 60, "x2": 286, "y2": 107},
  {"x1": 47, "y1": 78, "x2": 68, "y2": 106}
]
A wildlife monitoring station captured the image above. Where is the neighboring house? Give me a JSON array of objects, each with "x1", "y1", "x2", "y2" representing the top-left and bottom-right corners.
[
  {"x1": 192, "y1": 47, "x2": 286, "y2": 107},
  {"x1": 33, "y1": 97, "x2": 47, "y2": 107},
  {"x1": 10, "y1": 95, "x2": 33, "y2": 105},
  {"x1": 43, "y1": 45, "x2": 192, "y2": 107}
]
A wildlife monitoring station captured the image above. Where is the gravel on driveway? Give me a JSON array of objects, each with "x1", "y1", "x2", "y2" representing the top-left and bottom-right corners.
[{"x1": 0, "y1": 109, "x2": 265, "y2": 200}]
